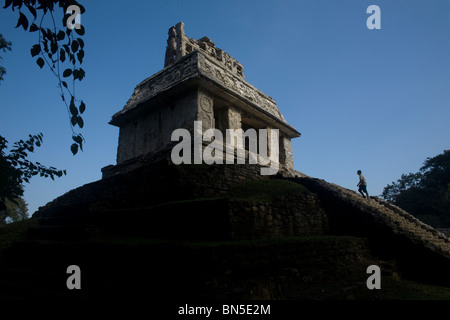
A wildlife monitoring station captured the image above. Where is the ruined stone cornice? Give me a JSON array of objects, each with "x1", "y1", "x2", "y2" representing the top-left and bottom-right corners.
[{"x1": 110, "y1": 51, "x2": 300, "y2": 138}]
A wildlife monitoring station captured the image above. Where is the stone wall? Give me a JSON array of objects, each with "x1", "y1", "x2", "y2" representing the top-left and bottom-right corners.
[
  {"x1": 116, "y1": 90, "x2": 199, "y2": 164},
  {"x1": 34, "y1": 161, "x2": 267, "y2": 219},
  {"x1": 228, "y1": 194, "x2": 329, "y2": 240},
  {"x1": 34, "y1": 161, "x2": 331, "y2": 241},
  {"x1": 32, "y1": 160, "x2": 450, "y2": 286}
]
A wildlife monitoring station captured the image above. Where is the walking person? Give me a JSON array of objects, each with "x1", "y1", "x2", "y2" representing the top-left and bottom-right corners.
[{"x1": 357, "y1": 170, "x2": 369, "y2": 199}]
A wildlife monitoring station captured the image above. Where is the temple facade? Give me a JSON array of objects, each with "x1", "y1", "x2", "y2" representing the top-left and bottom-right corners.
[{"x1": 103, "y1": 22, "x2": 300, "y2": 177}]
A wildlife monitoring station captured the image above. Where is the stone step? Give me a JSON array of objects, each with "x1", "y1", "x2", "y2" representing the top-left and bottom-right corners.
[
  {"x1": 370, "y1": 198, "x2": 450, "y2": 247},
  {"x1": 291, "y1": 177, "x2": 450, "y2": 260},
  {"x1": 353, "y1": 194, "x2": 449, "y2": 251}
]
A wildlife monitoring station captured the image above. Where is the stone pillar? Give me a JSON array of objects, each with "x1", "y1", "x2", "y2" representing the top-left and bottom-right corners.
[
  {"x1": 280, "y1": 135, "x2": 294, "y2": 170},
  {"x1": 214, "y1": 106, "x2": 242, "y2": 163},
  {"x1": 197, "y1": 90, "x2": 215, "y2": 132},
  {"x1": 215, "y1": 106, "x2": 241, "y2": 132},
  {"x1": 267, "y1": 127, "x2": 279, "y2": 162}
]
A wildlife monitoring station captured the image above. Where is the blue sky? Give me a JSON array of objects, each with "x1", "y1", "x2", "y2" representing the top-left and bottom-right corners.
[{"x1": 1, "y1": 0, "x2": 449, "y2": 215}]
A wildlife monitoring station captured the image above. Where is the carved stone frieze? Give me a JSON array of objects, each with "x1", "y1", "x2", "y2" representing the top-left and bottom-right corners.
[{"x1": 197, "y1": 53, "x2": 287, "y2": 123}]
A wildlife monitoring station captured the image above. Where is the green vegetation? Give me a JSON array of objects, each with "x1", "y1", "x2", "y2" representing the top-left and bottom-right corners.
[
  {"x1": 283, "y1": 273, "x2": 450, "y2": 300},
  {"x1": 0, "y1": 198, "x2": 28, "y2": 225},
  {"x1": 0, "y1": 218, "x2": 36, "y2": 249},
  {"x1": 377, "y1": 278, "x2": 450, "y2": 300},
  {"x1": 227, "y1": 178, "x2": 309, "y2": 203},
  {"x1": 0, "y1": 134, "x2": 66, "y2": 224},
  {"x1": 0, "y1": 33, "x2": 12, "y2": 83},
  {"x1": 1, "y1": 222, "x2": 449, "y2": 300},
  {"x1": 382, "y1": 150, "x2": 450, "y2": 228},
  {"x1": 2, "y1": 0, "x2": 87, "y2": 154}
]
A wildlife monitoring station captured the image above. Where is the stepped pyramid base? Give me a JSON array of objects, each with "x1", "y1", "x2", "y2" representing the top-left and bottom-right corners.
[
  {"x1": 1, "y1": 162, "x2": 450, "y2": 300},
  {"x1": 0, "y1": 234, "x2": 391, "y2": 301}
]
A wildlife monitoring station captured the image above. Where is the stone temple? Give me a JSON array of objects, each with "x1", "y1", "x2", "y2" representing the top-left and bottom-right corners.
[
  {"x1": 102, "y1": 22, "x2": 300, "y2": 178},
  {"x1": 15, "y1": 22, "x2": 449, "y2": 302}
]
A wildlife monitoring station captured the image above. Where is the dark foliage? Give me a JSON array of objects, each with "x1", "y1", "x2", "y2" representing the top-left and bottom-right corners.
[
  {"x1": 382, "y1": 150, "x2": 450, "y2": 227},
  {"x1": 3, "y1": 0, "x2": 86, "y2": 154},
  {"x1": 0, "y1": 133, "x2": 66, "y2": 220},
  {"x1": 0, "y1": 33, "x2": 12, "y2": 82}
]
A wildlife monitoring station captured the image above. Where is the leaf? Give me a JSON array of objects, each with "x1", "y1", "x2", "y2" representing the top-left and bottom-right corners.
[
  {"x1": 57, "y1": 30, "x2": 65, "y2": 41},
  {"x1": 26, "y1": 4, "x2": 37, "y2": 20},
  {"x1": 50, "y1": 41, "x2": 58, "y2": 54},
  {"x1": 44, "y1": 28, "x2": 53, "y2": 41},
  {"x1": 40, "y1": 28, "x2": 47, "y2": 39},
  {"x1": 60, "y1": 48, "x2": 66, "y2": 62},
  {"x1": 69, "y1": 96, "x2": 78, "y2": 117},
  {"x1": 62, "y1": 13, "x2": 71, "y2": 28},
  {"x1": 72, "y1": 69, "x2": 79, "y2": 80},
  {"x1": 77, "y1": 68, "x2": 85, "y2": 81},
  {"x1": 15, "y1": 12, "x2": 29, "y2": 31},
  {"x1": 71, "y1": 115, "x2": 77, "y2": 127},
  {"x1": 78, "y1": 4, "x2": 86, "y2": 14},
  {"x1": 63, "y1": 68, "x2": 72, "y2": 78},
  {"x1": 42, "y1": 40, "x2": 49, "y2": 53},
  {"x1": 62, "y1": 81, "x2": 68, "y2": 88},
  {"x1": 71, "y1": 40, "x2": 79, "y2": 53},
  {"x1": 36, "y1": 57, "x2": 44, "y2": 68},
  {"x1": 63, "y1": 44, "x2": 70, "y2": 54},
  {"x1": 72, "y1": 134, "x2": 83, "y2": 150},
  {"x1": 70, "y1": 143, "x2": 78, "y2": 155},
  {"x1": 3, "y1": 0, "x2": 13, "y2": 9},
  {"x1": 75, "y1": 25, "x2": 85, "y2": 36},
  {"x1": 29, "y1": 23, "x2": 39, "y2": 32},
  {"x1": 77, "y1": 116, "x2": 84, "y2": 128},
  {"x1": 77, "y1": 49, "x2": 84, "y2": 64},
  {"x1": 30, "y1": 44, "x2": 41, "y2": 57},
  {"x1": 79, "y1": 101, "x2": 86, "y2": 114},
  {"x1": 72, "y1": 135, "x2": 83, "y2": 144},
  {"x1": 77, "y1": 38, "x2": 84, "y2": 49},
  {"x1": 13, "y1": 0, "x2": 23, "y2": 10}
]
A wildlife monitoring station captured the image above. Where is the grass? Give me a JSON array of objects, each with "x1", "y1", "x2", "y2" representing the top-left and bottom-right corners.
[
  {"x1": 227, "y1": 178, "x2": 310, "y2": 203},
  {"x1": 374, "y1": 277, "x2": 450, "y2": 300},
  {"x1": 0, "y1": 219, "x2": 37, "y2": 250},
  {"x1": 281, "y1": 263, "x2": 450, "y2": 300},
  {"x1": 283, "y1": 276, "x2": 450, "y2": 300},
  {"x1": 1, "y1": 220, "x2": 450, "y2": 300}
]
